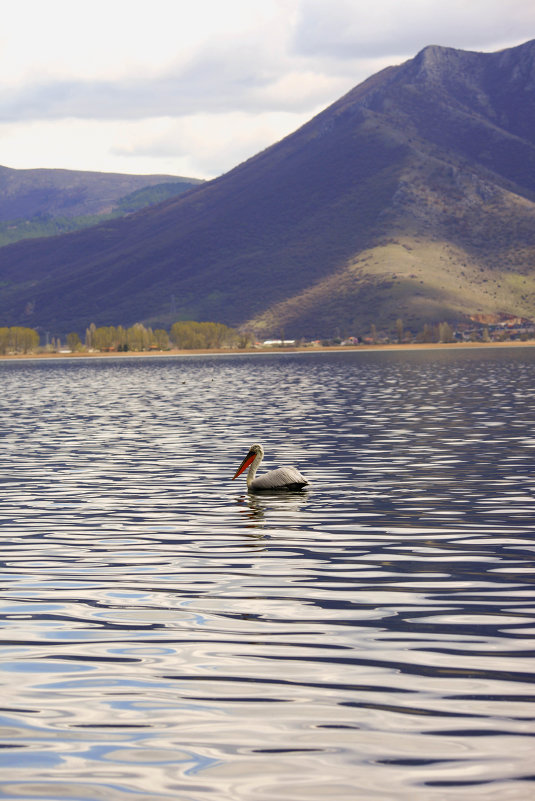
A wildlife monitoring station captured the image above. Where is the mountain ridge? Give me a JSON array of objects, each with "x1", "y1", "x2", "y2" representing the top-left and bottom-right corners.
[
  {"x1": 0, "y1": 165, "x2": 204, "y2": 247},
  {"x1": 0, "y1": 164, "x2": 203, "y2": 218},
  {"x1": 0, "y1": 40, "x2": 534, "y2": 337}
]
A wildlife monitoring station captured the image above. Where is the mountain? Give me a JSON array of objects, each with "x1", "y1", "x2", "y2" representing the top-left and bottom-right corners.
[
  {"x1": 1, "y1": 40, "x2": 535, "y2": 338},
  {"x1": 0, "y1": 166, "x2": 203, "y2": 246}
]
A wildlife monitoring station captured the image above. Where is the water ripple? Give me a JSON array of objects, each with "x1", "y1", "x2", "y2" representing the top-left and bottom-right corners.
[{"x1": 0, "y1": 348, "x2": 534, "y2": 800}]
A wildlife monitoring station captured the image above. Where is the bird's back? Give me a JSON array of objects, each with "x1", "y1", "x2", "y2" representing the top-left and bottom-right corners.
[{"x1": 250, "y1": 466, "x2": 308, "y2": 491}]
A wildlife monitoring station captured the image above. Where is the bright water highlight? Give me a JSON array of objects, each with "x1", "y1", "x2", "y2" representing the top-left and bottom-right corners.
[{"x1": 0, "y1": 348, "x2": 534, "y2": 800}]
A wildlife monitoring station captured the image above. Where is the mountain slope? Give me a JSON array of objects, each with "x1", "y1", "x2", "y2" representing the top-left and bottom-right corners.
[
  {"x1": 0, "y1": 166, "x2": 203, "y2": 246},
  {"x1": 1, "y1": 40, "x2": 534, "y2": 337}
]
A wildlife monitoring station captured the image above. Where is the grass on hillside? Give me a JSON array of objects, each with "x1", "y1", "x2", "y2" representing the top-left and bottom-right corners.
[
  {"x1": 0, "y1": 181, "x2": 200, "y2": 248},
  {"x1": 0, "y1": 213, "x2": 117, "y2": 247},
  {"x1": 246, "y1": 235, "x2": 535, "y2": 337}
]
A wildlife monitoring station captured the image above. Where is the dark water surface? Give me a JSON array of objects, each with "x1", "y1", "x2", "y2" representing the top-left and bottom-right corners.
[{"x1": 0, "y1": 348, "x2": 534, "y2": 801}]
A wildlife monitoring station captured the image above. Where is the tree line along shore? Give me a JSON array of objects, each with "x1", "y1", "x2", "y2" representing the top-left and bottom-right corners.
[
  {"x1": 0, "y1": 321, "x2": 247, "y2": 355},
  {"x1": 1, "y1": 319, "x2": 534, "y2": 357}
]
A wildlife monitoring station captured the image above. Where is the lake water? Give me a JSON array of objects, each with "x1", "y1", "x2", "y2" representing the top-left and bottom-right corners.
[{"x1": 0, "y1": 348, "x2": 534, "y2": 801}]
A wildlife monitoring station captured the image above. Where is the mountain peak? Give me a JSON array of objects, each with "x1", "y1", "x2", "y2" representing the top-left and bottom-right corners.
[
  {"x1": 418, "y1": 43, "x2": 459, "y2": 60},
  {"x1": 1, "y1": 40, "x2": 534, "y2": 337},
  {"x1": 409, "y1": 42, "x2": 480, "y2": 83}
]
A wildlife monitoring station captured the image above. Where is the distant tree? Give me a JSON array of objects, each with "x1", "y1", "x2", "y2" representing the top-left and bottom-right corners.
[
  {"x1": 0, "y1": 328, "x2": 9, "y2": 354},
  {"x1": 126, "y1": 322, "x2": 150, "y2": 351},
  {"x1": 116, "y1": 325, "x2": 128, "y2": 351},
  {"x1": 396, "y1": 318, "x2": 404, "y2": 343},
  {"x1": 66, "y1": 332, "x2": 82, "y2": 352},
  {"x1": 438, "y1": 322, "x2": 454, "y2": 343},
  {"x1": 170, "y1": 321, "x2": 238, "y2": 349},
  {"x1": 416, "y1": 323, "x2": 437, "y2": 343},
  {"x1": 237, "y1": 330, "x2": 254, "y2": 348},
  {"x1": 153, "y1": 329, "x2": 170, "y2": 349},
  {"x1": 85, "y1": 323, "x2": 97, "y2": 349},
  {"x1": 370, "y1": 324, "x2": 377, "y2": 344},
  {"x1": 204, "y1": 322, "x2": 235, "y2": 348},
  {"x1": 93, "y1": 326, "x2": 118, "y2": 350},
  {"x1": 9, "y1": 326, "x2": 39, "y2": 353}
]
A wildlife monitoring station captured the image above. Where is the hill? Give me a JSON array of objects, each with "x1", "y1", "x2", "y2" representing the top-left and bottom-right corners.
[
  {"x1": 1, "y1": 40, "x2": 534, "y2": 337},
  {"x1": 0, "y1": 166, "x2": 203, "y2": 246}
]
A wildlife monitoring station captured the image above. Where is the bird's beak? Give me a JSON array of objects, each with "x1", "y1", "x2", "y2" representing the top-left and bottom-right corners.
[{"x1": 232, "y1": 450, "x2": 256, "y2": 480}]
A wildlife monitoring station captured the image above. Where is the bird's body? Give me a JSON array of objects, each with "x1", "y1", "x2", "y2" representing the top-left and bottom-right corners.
[{"x1": 232, "y1": 443, "x2": 308, "y2": 491}]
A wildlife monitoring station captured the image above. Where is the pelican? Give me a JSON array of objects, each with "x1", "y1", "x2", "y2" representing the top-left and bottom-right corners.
[{"x1": 232, "y1": 443, "x2": 309, "y2": 491}]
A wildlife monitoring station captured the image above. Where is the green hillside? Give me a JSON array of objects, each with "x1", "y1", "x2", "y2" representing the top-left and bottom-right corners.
[
  {"x1": 0, "y1": 41, "x2": 534, "y2": 337},
  {"x1": 0, "y1": 167, "x2": 202, "y2": 246}
]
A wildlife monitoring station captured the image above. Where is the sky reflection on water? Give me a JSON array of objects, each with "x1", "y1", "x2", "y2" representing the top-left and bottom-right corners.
[{"x1": 0, "y1": 348, "x2": 534, "y2": 800}]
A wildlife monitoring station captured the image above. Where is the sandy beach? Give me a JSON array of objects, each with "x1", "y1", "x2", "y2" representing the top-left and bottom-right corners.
[{"x1": 1, "y1": 339, "x2": 535, "y2": 360}]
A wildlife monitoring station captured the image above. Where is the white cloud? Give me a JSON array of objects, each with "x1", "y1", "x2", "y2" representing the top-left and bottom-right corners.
[
  {"x1": 293, "y1": 0, "x2": 535, "y2": 59},
  {"x1": 0, "y1": 112, "x2": 314, "y2": 179},
  {"x1": 0, "y1": 0, "x2": 281, "y2": 83},
  {"x1": 0, "y1": 0, "x2": 532, "y2": 178},
  {"x1": 0, "y1": 53, "x2": 345, "y2": 123},
  {"x1": 112, "y1": 111, "x2": 316, "y2": 177}
]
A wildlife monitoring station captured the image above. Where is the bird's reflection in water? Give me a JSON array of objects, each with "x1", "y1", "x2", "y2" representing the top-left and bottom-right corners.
[{"x1": 236, "y1": 489, "x2": 310, "y2": 530}]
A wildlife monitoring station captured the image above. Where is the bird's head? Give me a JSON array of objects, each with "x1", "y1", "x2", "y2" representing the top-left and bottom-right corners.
[{"x1": 232, "y1": 443, "x2": 263, "y2": 480}]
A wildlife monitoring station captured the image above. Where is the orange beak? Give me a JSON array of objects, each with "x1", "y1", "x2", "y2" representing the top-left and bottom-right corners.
[{"x1": 232, "y1": 450, "x2": 256, "y2": 480}]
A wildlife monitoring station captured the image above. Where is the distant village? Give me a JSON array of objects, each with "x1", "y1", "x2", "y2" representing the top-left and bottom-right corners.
[
  {"x1": 0, "y1": 314, "x2": 534, "y2": 355},
  {"x1": 261, "y1": 314, "x2": 535, "y2": 348}
]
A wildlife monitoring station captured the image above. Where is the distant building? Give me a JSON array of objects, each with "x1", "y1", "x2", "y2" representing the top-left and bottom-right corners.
[{"x1": 262, "y1": 339, "x2": 296, "y2": 346}]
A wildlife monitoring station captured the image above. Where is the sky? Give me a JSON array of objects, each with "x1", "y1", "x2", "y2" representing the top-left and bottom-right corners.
[{"x1": 1, "y1": 0, "x2": 533, "y2": 179}]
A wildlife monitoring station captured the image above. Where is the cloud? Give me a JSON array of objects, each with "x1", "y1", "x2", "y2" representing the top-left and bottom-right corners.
[
  {"x1": 0, "y1": 41, "x2": 333, "y2": 123},
  {"x1": 0, "y1": 2, "x2": 310, "y2": 124},
  {"x1": 293, "y1": 0, "x2": 535, "y2": 61},
  {"x1": 3, "y1": 1, "x2": 531, "y2": 126},
  {"x1": 0, "y1": 0, "x2": 533, "y2": 177},
  {"x1": 111, "y1": 111, "x2": 314, "y2": 177}
]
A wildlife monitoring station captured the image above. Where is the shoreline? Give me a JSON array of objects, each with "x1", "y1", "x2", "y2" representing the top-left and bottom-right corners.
[{"x1": 1, "y1": 339, "x2": 535, "y2": 361}]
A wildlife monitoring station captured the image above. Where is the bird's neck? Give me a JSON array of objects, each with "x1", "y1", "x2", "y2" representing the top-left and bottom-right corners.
[{"x1": 246, "y1": 454, "x2": 262, "y2": 487}]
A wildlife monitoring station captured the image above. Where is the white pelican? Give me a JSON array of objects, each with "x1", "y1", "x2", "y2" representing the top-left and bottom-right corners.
[{"x1": 232, "y1": 443, "x2": 309, "y2": 491}]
